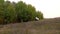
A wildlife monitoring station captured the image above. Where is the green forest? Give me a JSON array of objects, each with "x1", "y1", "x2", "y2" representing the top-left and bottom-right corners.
[{"x1": 0, "y1": 0, "x2": 43, "y2": 24}]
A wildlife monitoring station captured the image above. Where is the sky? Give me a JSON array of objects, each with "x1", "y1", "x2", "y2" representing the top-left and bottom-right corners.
[{"x1": 5, "y1": 0, "x2": 60, "y2": 18}]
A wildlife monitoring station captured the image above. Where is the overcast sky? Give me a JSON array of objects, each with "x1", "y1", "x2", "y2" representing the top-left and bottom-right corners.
[{"x1": 5, "y1": 0, "x2": 60, "y2": 18}]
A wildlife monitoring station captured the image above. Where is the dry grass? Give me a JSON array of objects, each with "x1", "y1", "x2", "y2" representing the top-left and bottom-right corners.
[{"x1": 0, "y1": 18, "x2": 60, "y2": 34}]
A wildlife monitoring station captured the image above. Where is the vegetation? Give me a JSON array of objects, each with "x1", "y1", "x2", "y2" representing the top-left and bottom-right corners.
[
  {"x1": 0, "y1": 0, "x2": 43, "y2": 24},
  {"x1": 0, "y1": 17, "x2": 60, "y2": 34}
]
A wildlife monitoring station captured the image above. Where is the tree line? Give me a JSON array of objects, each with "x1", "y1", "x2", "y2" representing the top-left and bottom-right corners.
[{"x1": 0, "y1": 0, "x2": 43, "y2": 24}]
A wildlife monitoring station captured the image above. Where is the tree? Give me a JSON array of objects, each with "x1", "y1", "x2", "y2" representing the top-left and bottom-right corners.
[
  {"x1": 16, "y1": 1, "x2": 28, "y2": 22},
  {"x1": 0, "y1": 0, "x2": 44, "y2": 24},
  {"x1": 3, "y1": 1, "x2": 16, "y2": 24},
  {"x1": 36, "y1": 11, "x2": 43, "y2": 20},
  {"x1": 0, "y1": 0, "x2": 4, "y2": 24},
  {"x1": 0, "y1": 0, "x2": 4, "y2": 3},
  {"x1": 16, "y1": 1, "x2": 43, "y2": 22},
  {"x1": 27, "y1": 4, "x2": 37, "y2": 21}
]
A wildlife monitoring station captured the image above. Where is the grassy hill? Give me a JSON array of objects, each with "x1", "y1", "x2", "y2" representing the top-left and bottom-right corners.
[{"x1": 0, "y1": 18, "x2": 60, "y2": 34}]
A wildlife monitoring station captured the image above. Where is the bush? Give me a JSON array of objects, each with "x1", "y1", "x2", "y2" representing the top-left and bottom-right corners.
[{"x1": 0, "y1": 0, "x2": 44, "y2": 24}]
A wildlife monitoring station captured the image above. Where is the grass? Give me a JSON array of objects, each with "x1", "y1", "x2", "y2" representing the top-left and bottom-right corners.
[{"x1": 0, "y1": 18, "x2": 60, "y2": 34}]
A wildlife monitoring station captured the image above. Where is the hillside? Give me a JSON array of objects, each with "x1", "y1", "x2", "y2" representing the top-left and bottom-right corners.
[{"x1": 0, "y1": 18, "x2": 60, "y2": 34}]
